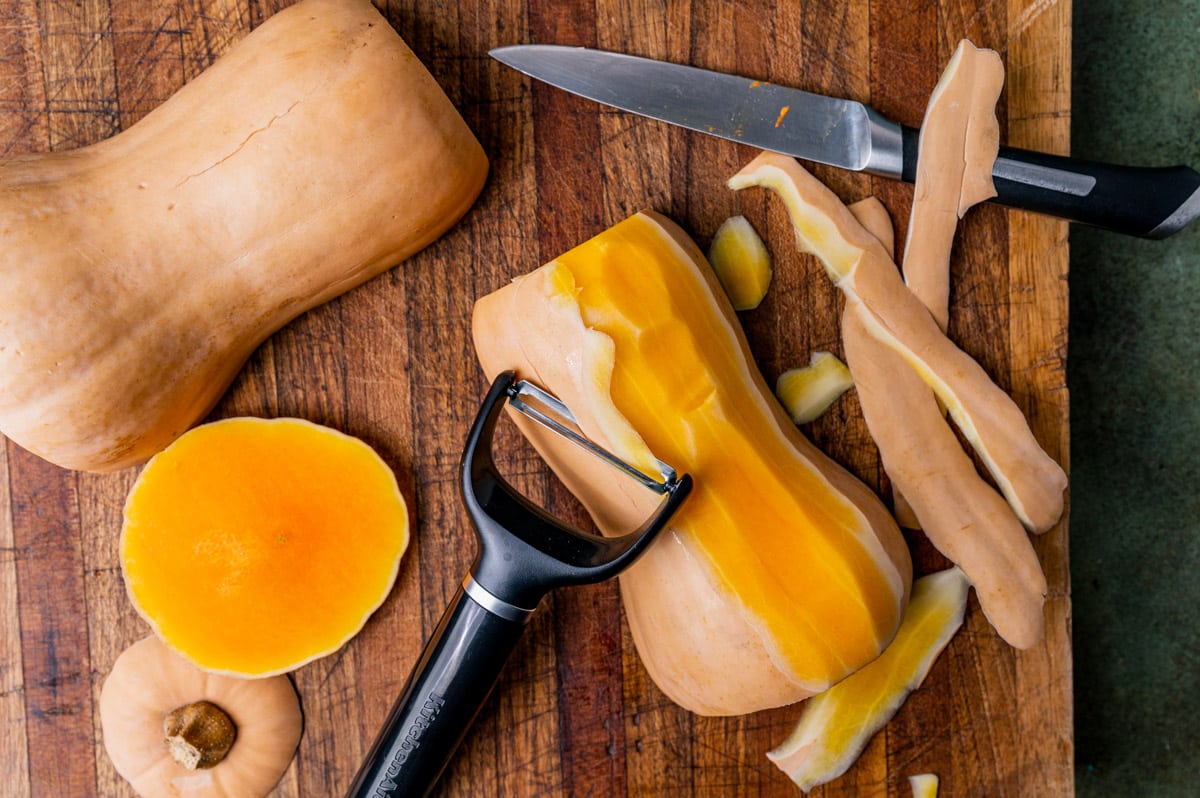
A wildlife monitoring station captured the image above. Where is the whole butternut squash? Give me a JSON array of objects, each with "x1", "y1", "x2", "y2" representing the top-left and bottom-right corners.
[
  {"x1": 473, "y1": 211, "x2": 911, "y2": 716},
  {"x1": 0, "y1": 0, "x2": 487, "y2": 472}
]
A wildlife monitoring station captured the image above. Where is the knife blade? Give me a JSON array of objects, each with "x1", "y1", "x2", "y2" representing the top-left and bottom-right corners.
[{"x1": 491, "y1": 44, "x2": 1200, "y2": 239}]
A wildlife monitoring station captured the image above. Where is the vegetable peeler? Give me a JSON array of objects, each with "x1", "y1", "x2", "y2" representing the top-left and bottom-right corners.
[{"x1": 345, "y1": 370, "x2": 692, "y2": 798}]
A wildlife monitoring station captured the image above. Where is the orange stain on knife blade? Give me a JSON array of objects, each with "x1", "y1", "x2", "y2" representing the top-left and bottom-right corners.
[{"x1": 774, "y1": 105, "x2": 791, "y2": 128}]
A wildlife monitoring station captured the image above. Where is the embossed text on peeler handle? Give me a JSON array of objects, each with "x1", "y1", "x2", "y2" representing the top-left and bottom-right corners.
[{"x1": 344, "y1": 585, "x2": 525, "y2": 798}]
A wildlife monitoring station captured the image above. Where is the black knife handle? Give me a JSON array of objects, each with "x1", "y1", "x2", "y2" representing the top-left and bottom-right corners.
[
  {"x1": 344, "y1": 583, "x2": 527, "y2": 798},
  {"x1": 899, "y1": 125, "x2": 1200, "y2": 239}
]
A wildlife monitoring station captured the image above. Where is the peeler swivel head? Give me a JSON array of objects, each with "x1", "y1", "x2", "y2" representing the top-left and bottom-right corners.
[{"x1": 460, "y1": 371, "x2": 692, "y2": 612}]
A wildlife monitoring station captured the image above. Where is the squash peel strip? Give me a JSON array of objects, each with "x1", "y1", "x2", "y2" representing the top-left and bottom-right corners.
[
  {"x1": 845, "y1": 196, "x2": 1046, "y2": 648},
  {"x1": 838, "y1": 43, "x2": 1048, "y2": 648},
  {"x1": 768, "y1": 567, "x2": 969, "y2": 793},
  {"x1": 902, "y1": 40, "x2": 1004, "y2": 331},
  {"x1": 890, "y1": 40, "x2": 1004, "y2": 525},
  {"x1": 729, "y1": 152, "x2": 1067, "y2": 534}
]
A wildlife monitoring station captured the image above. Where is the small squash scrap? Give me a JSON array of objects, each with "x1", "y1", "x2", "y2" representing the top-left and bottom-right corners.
[
  {"x1": 775, "y1": 351, "x2": 854, "y2": 425},
  {"x1": 0, "y1": 0, "x2": 488, "y2": 472},
  {"x1": 707, "y1": 214, "x2": 773, "y2": 310},
  {"x1": 100, "y1": 636, "x2": 302, "y2": 798},
  {"x1": 121, "y1": 417, "x2": 409, "y2": 677},
  {"x1": 473, "y1": 211, "x2": 911, "y2": 715},
  {"x1": 909, "y1": 773, "x2": 941, "y2": 798}
]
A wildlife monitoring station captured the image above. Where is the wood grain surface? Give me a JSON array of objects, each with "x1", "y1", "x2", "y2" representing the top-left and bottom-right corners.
[{"x1": 0, "y1": 0, "x2": 1072, "y2": 795}]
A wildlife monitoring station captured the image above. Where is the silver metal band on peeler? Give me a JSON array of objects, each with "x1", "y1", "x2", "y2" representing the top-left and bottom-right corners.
[{"x1": 462, "y1": 575, "x2": 537, "y2": 624}]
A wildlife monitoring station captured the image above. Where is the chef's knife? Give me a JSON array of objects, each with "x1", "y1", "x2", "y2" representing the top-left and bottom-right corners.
[{"x1": 491, "y1": 44, "x2": 1200, "y2": 239}]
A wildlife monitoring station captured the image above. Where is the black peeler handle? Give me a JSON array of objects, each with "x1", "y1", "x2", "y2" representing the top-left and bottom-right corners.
[
  {"x1": 346, "y1": 370, "x2": 691, "y2": 798},
  {"x1": 344, "y1": 579, "x2": 530, "y2": 798}
]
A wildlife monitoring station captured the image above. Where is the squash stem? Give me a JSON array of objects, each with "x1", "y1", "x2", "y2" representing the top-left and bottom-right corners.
[{"x1": 164, "y1": 700, "x2": 237, "y2": 769}]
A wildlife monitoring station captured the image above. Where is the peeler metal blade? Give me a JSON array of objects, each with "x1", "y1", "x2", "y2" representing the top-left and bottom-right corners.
[{"x1": 506, "y1": 378, "x2": 679, "y2": 493}]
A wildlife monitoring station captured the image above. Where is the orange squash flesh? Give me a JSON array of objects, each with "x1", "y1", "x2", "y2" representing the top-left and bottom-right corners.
[
  {"x1": 121, "y1": 417, "x2": 409, "y2": 677},
  {"x1": 564, "y1": 219, "x2": 896, "y2": 672},
  {"x1": 473, "y1": 211, "x2": 910, "y2": 712}
]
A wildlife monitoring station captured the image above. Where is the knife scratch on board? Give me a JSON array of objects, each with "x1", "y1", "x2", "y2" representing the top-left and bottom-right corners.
[{"x1": 1008, "y1": 0, "x2": 1060, "y2": 40}]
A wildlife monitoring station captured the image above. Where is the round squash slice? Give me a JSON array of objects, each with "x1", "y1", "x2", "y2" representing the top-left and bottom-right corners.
[{"x1": 121, "y1": 417, "x2": 409, "y2": 677}]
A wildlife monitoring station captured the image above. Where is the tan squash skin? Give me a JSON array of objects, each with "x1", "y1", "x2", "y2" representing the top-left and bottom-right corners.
[
  {"x1": 839, "y1": 47, "x2": 1047, "y2": 649},
  {"x1": 100, "y1": 636, "x2": 303, "y2": 798},
  {"x1": 730, "y1": 152, "x2": 1067, "y2": 534},
  {"x1": 0, "y1": 0, "x2": 488, "y2": 472},
  {"x1": 473, "y1": 211, "x2": 911, "y2": 716},
  {"x1": 845, "y1": 198, "x2": 1045, "y2": 648},
  {"x1": 902, "y1": 40, "x2": 1004, "y2": 332}
]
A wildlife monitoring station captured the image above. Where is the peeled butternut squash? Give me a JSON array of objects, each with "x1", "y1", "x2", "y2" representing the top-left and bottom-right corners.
[
  {"x1": 0, "y1": 0, "x2": 487, "y2": 472},
  {"x1": 472, "y1": 211, "x2": 911, "y2": 715}
]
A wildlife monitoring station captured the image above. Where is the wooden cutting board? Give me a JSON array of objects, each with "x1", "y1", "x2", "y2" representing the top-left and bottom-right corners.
[{"x1": 0, "y1": 0, "x2": 1072, "y2": 795}]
